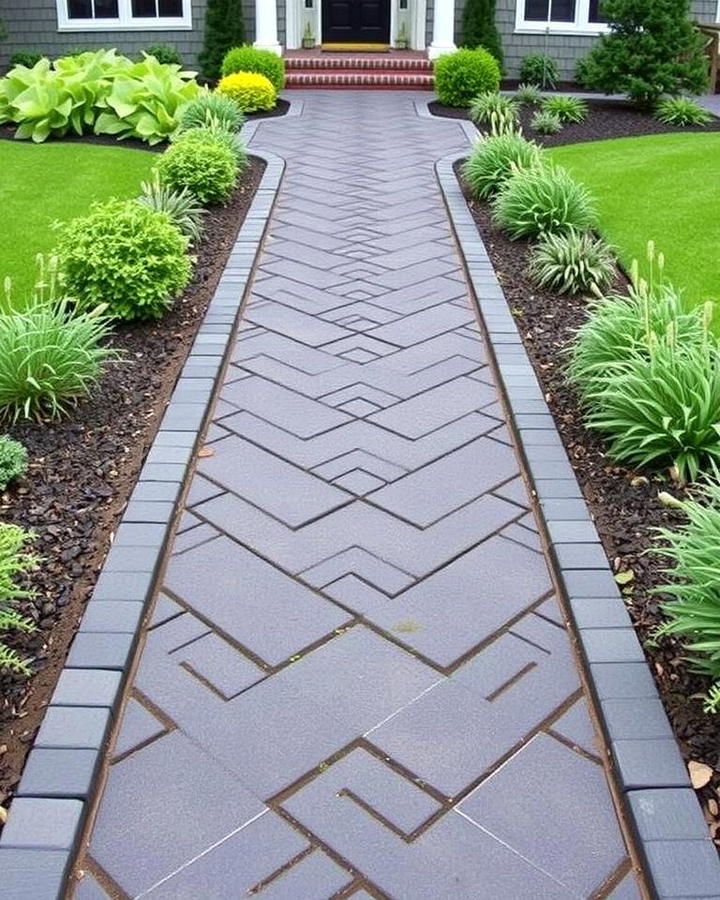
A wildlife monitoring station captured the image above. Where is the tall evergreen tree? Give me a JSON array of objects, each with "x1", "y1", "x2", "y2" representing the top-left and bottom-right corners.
[
  {"x1": 577, "y1": 0, "x2": 707, "y2": 105},
  {"x1": 461, "y1": 0, "x2": 504, "y2": 70},
  {"x1": 198, "y1": 0, "x2": 246, "y2": 81}
]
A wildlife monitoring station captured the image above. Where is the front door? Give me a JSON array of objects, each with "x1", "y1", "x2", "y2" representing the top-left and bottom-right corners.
[{"x1": 322, "y1": 0, "x2": 391, "y2": 44}]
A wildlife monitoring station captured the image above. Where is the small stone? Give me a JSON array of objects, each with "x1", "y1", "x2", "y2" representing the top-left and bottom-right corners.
[{"x1": 689, "y1": 760, "x2": 713, "y2": 789}]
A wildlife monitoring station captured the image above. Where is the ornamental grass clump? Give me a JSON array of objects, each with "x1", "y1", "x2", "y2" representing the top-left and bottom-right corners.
[
  {"x1": 0, "y1": 436, "x2": 27, "y2": 490},
  {"x1": 654, "y1": 480, "x2": 720, "y2": 712},
  {"x1": 462, "y1": 133, "x2": 544, "y2": 200},
  {"x1": 655, "y1": 96, "x2": 711, "y2": 127},
  {"x1": 0, "y1": 522, "x2": 38, "y2": 675},
  {"x1": 178, "y1": 88, "x2": 245, "y2": 133},
  {"x1": 541, "y1": 94, "x2": 588, "y2": 123},
  {"x1": 434, "y1": 48, "x2": 501, "y2": 108},
  {"x1": 54, "y1": 198, "x2": 192, "y2": 320},
  {"x1": 469, "y1": 92, "x2": 518, "y2": 127},
  {"x1": 492, "y1": 164, "x2": 597, "y2": 239},
  {"x1": 155, "y1": 130, "x2": 239, "y2": 206},
  {"x1": 137, "y1": 171, "x2": 205, "y2": 244},
  {"x1": 530, "y1": 109, "x2": 562, "y2": 134},
  {"x1": 515, "y1": 82, "x2": 542, "y2": 105},
  {"x1": 528, "y1": 229, "x2": 615, "y2": 295}
]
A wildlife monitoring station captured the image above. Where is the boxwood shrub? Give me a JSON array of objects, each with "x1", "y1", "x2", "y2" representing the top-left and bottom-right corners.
[
  {"x1": 155, "y1": 130, "x2": 239, "y2": 205},
  {"x1": 221, "y1": 44, "x2": 286, "y2": 91},
  {"x1": 434, "y1": 48, "x2": 500, "y2": 107}
]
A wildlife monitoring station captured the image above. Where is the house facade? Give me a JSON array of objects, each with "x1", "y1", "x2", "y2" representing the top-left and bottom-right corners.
[{"x1": 1, "y1": 0, "x2": 718, "y2": 77}]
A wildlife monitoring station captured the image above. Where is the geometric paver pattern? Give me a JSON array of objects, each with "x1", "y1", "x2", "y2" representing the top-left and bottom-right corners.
[{"x1": 76, "y1": 93, "x2": 638, "y2": 898}]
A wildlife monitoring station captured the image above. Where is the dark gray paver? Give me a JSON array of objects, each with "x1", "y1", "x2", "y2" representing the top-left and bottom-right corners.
[{"x1": 78, "y1": 93, "x2": 635, "y2": 897}]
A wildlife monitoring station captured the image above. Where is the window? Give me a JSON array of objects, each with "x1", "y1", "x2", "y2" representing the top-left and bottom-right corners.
[
  {"x1": 516, "y1": 0, "x2": 608, "y2": 33},
  {"x1": 57, "y1": 0, "x2": 191, "y2": 30}
]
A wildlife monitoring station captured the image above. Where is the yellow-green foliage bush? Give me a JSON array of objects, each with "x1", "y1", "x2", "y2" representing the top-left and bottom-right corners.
[
  {"x1": 155, "y1": 130, "x2": 239, "y2": 205},
  {"x1": 216, "y1": 71, "x2": 276, "y2": 113}
]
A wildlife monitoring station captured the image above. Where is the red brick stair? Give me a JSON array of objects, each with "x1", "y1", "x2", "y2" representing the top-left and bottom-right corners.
[{"x1": 284, "y1": 52, "x2": 433, "y2": 90}]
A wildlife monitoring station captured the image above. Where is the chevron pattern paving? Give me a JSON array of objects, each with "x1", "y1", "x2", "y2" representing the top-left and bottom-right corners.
[{"x1": 77, "y1": 93, "x2": 638, "y2": 899}]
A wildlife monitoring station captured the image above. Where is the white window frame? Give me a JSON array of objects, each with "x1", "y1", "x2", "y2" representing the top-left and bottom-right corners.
[
  {"x1": 56, "y1": 0, "x2": 192, "y2": 31},
  {"x1": 514, "y1": 0, "x2": 610, "y2": 36}
]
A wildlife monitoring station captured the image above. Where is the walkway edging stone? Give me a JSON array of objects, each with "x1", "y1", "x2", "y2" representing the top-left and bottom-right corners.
[
  {"x1": 436, "y1": 151, "x2": 720, "y2": 898},
  {"x1": 0, "y1": 149, "x2": 286, "y2": 900}
]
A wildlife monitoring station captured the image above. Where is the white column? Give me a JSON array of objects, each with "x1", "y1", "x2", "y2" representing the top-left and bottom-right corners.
[
  {"x1": 254, "y1": 0, "x2": 282, "y2": 55},
  {"x1": 428, "y1": 0, "x2": 456, "y2": 59}
]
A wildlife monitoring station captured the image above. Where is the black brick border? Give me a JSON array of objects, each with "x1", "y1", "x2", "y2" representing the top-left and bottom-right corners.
[
  {"x1": 0, "y1": 147, "x2": 285, "y2": 900},
  {"x1": 435, "y1": 151, "x2": 720, "y2": 898}
]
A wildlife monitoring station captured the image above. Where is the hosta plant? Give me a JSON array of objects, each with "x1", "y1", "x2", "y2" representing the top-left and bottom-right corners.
[
  {"x1": 541, "y1": 94, "x2": 588, "y2": 123},
  {"x1": 654, "y1": 480, "x2": 720, "y2": 711},
  {"x1": 515, "y1": 82, "x2": 542, "y2": 105},
  {"x1": 54, "y1": 199, "x2": 192, "y2": 320},
  {"x1": 462, "y1": 133, "x2": 544, "y2": 200},
  {"x1": 178, "y1": 88, "x2": 244, "y2": 133},
  {"x1": 155, "y1": 130, "x2": 239, "y2": 205},
  {"x1": 655, "y1": 96, "x2": 711, "y2": 126},
  {"x1": 530, "y1": 109, "x2": 562, "y2": 134},
  {"x1": 0, "y1": 435, "x2": 28, "y2": 490},
  {"x1": 492, "y1": 164, "x2": 597, "y2": 239},
  {"x1": 528, "y1": 229, "x2": 615, "y2": 294},
  {"x1": 0, "y1": 523, "x2": 38, "y2": 675},
  {"x1": 584, "y1": 320, "x2": 720, "y2": 483},
  {"x1": 137, "y1": 172, "x2": 205, "y2": 244}
]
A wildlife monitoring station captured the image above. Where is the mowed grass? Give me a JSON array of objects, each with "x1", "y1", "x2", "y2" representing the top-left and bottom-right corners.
[
  {"x1": 0, "y1": 141, "x2": 155, "y2": 307},
  {"x1": 550, "y1": 132, "x2": 720, "y2": 308}
]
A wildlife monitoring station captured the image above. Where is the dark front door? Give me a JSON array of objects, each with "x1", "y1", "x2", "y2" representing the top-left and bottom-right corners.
[{"x1": 322, "y1": 0, "x2": 391, "y2": 44}]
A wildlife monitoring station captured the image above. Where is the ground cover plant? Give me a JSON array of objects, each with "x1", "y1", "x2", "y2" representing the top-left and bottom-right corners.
[
  {"x1": 0, "y1": 523, "x2": 37, "y2": 675},
  {"x1": 551, "y1": 133, "x2": 720, "y2": 309},
  {"x1": 0, "y1": 141, "x2": 155, "y2": 304},
  {"x1": 0, "y1": 436, "x2": 27, "y2": 490}
]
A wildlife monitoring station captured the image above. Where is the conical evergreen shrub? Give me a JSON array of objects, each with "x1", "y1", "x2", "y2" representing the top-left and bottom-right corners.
[{"x1": 199, "y1": 0, "x2": 246, "y2": 81}]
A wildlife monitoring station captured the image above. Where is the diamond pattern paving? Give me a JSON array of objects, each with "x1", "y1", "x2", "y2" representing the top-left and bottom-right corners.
[{"x1": 76, "y1": 93, "x2": 637, "y2": 898}]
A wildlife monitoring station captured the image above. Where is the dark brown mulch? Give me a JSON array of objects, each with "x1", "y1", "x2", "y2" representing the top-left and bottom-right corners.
[
  {"x1": 0, "y1": 157, "x2": 265, "y2": 811},
  {"x1": 455, "y1": 163, "x2": 720, "y2": 847},
  {"x1": 431, "y1": 98, "x2": 720, "y2": 146}
]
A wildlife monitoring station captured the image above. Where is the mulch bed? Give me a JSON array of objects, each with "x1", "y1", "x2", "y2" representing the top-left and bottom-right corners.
[
  {"x1": 455, "y1": 162, "x2": 720, "y2": 849},
  {"x1": 0, "y1": 156, "x2": 265, "y2": 813},
  {"x1": 431, "y1": 97, "x2": 720, "y2": 145}
]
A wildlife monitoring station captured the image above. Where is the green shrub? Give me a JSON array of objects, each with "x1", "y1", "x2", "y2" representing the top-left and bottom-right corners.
[
  {"x1": 179, "y1": 88, "x2": 244, "y2": 132},
  {"x1": 585, "y1": 333, "x2": 720, "y2": 483},
  {"x1": 0, "y1": 436, "x2": 27, "y2": 490},
  {"x1": 138, "y1": 172, "x2": 205, "y2": 244},
  {"x1": 155, "y1": 130, "x2": 238, "y2": 205},
  {"x1": 655, "y1": 96, "x2": 712, "y2": 126},
  {"x1": 142, "y1": 43, "x2": 183, "y2": 66},
  {"x1": 575, "y1": 0, "x2": 707, "y2": 105},
  {"x1": 216, "y1": 71, "x2": 276, "y2": 113},
  {"x1": 469, "y1": 92, "x2": 518, "y2": 126},
  {"x1": 461, "y1": 0, "x2": 504, "y2": 68},
  {"x1": 567, "y1": 245, "x2": 708, "y2": 401},
  {"x1": 541, "y1": 94, "x2": 587, "y2": 123},
  {"x1": 434, "y1": 48, "x2": 501, "y2": 107},
  {"x1": 0, "y1": 296, "x2": 117, "y2": 422},
  {"x1": 654, "y1": 481, "x2": 720, "y2": 711},
  {"x1": 221, "y1": 45, "x2": 286, "y2": 91},
  {"x1": 519, "y1": 54, "x2": 559, "y2": 89},
  {"x1": 9, "y1": 51, "x2": 44, "y2": 68},
  {"x1": 528, "y1": 229, "x2": 615, "y2": 294},
  {"x1": 492, "y1": 165, "x2": 597, "y2": 239},
  {"x1": 54, "y1": 199, "x2": 192, "y2": 320},
  {"x1": 515, "y1": 82, "x2": 542, "y2": 105},
  {"x1": 173, "y1": 123, "x2": 247, "y2": 165},
  {"x1": 530, "y1": 109, "x2": 563, "y2": 134},
  {"x1": 462, "y1": 133, "x2": 543, "y2": 199},
  {"x1": 0, "y1": 523, "x2": 38, "y2": 675},
  {"x1": 199, "y1": 0, "x2": 246, "y2": 81}
]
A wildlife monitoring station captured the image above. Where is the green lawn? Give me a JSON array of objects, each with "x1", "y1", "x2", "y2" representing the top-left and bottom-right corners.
[
  {"x1": 0, "y1": 141, "x2": 155, "y2": 307},
  {"x1": 550, "y1": 133, "x2": 720, "y2": 308}
]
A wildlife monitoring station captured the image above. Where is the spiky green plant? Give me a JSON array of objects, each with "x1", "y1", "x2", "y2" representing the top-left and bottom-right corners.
[
  {"x1": 137, "y1": 173, "x2": 205, "y2": 245},
  {"x1": 530, "y1": 110, "x2": 563, "y2": 134},
  {"x1": 655, "y1": 96, "x2": 712, "y2": 126},
  {"x1": 541, "y1": 94, "x2": 588, "y2": 123},
  {"x1": 492, "y1": 164, "x2": 597, "y2": 239},
  {"x1": 528, "y1": 229, "x2": 615, "y2": 295},
  {"x1": 178, "y1": 88, "x2": 245, "y2": 133},
  {"x1": 462, "y1": 133, "x2": 544, "y2": 200},
  {"x1": 515, "y1": 82, "x2": 542, "y2": 105},
  {"x1": 0, "y1": 523, "x2": 38, "y2": 675},
  {"x1": 469, "y1": 92, "x2": 518, "y2": 126}
]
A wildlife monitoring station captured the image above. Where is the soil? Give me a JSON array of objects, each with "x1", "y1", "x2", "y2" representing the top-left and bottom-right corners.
[
  {"x1": 430, "y1": 97, "x2": 720, "y2": 145},
  {"x1": 455, "y1": 162, "x2": 720, "y2": 849},
  {"x1": 0, "y1": 156, "x2": 265, "y2": 813}
]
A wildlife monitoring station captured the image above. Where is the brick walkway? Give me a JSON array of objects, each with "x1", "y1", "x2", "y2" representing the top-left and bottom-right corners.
[{"x1": 76, "y1": 93, "x2": 638, "y2": 898}]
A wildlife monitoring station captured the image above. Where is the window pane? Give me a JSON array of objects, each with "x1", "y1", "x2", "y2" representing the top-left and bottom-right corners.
[
  {"x1": 551, "y1": 0, "x2": 576, "y2": 21},
  {"x1": 524, "y1": 0, "x2": 549, "y2": 20},
  {"x1": 158, "y1": 0, "x2": 183, "y2": 16},
  {"x1": 94, "y1": 0, "x2": 118, "y2": 17},
  {"x1": 132, "y1": 0, "x2": 157, "y2": 16},
  {"x1": 67, "y1": 0, "x2": 92, "y2": 18},
  {"x1": 589, "y1": 0, "x2": 606, "y2": 22}
]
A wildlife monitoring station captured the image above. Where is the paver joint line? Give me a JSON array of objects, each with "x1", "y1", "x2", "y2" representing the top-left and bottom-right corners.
[{"x1": 59, "y1": 92, "x2": 653, "y2": 900}]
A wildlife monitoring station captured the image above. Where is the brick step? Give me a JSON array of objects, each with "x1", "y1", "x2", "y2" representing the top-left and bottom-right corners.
[
  {"x1": 284, "y1": 55, "x2": 432, "y2": 71},
  {"x1": 286, "y1": 70, "x2": 434, "y2": 89}
]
